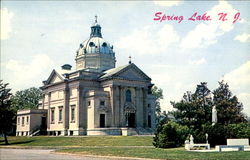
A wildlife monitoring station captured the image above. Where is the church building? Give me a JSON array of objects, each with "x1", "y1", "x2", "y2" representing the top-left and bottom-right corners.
[{"x1": 16, "y1": 17, "x2": 156, "y2": 136}]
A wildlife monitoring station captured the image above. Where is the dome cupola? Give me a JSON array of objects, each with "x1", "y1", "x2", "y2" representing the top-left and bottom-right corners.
[
  {"x1": 75, "y1": 16, "x2": 116, "y2": 72},
  {"x1": 90, "y1": 16, "x2": 102, "y2": 38}
]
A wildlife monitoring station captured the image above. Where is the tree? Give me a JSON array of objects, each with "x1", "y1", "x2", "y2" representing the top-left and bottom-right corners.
[
  {"x1": 0, "y1": 80, "x2": 14, "y2": 145},
  {"x1": 10, "y1": 87, "x2": 42, "y2": 111},
  {"x1": 213, "y1": 80, "x2": 246, "y2": 124},
  {"x1": 171, "y1": 82, "x2": 213, "y2": 129},
  {"x1": 151, "y1": 86, "x2": 163, "y2": 123}
]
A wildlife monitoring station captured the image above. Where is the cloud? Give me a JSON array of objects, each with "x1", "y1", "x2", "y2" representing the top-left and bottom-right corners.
[
  {"x1": 154, "y1": 1, "x2": 182, "y2": 7},
  {"x1": 115, "y1": 24, "x2": 179, "y2": 55},
  {"x1": 149, "y1": 64, "x2": 198, "y2": 112},
  {"x1": 234, "y1": 33, "x2": 250, "y2": 43},
  {"x1": 181, "y1": 1, "x2": 240, "y2": 49},
  {"x1": 189, "y1": 58, "x2": 207, "y2": 65},
  {"x1": 223, "y1": 61, "x2": 250, "y2": 115},
  {"x1": 2, "y1": 54, "x2": 55, "y2": 91},
  {"x1": 0, "y1": 8, "x2": 14, "y2": 40}
]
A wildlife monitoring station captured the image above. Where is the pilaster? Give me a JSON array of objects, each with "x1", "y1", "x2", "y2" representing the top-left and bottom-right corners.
[
  {"x1": 63, "y1": 86, "x2": 70, "y2": 135},
  {"x1": 142, "y1": 88, "x2": 148, "y2": 127},
  {"x1": 47, "y1": 92, "x2": 51, "y2": 130}
]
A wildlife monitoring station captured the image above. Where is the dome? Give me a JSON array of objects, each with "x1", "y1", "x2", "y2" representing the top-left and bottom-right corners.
[
  {"x1": 76, "y1": 17, "x2": 114, "y2": 56},
  {"x1": 75, "y1": 16, "x2": 116, "y2": 72},
  {"x1": 76, "y1": 37, "x2": 114, "y2": 56}
]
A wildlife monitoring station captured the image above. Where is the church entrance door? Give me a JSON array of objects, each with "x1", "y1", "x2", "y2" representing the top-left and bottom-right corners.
[
  {"x1": 41, "y1": 117, "x2": 47, "y2": 130},
  {"x1": 128, "y1": 113, "x2": 135, "y2": 128},
  {"x1": 100, "y1": 114, "x2": 105, "y2": 128}
]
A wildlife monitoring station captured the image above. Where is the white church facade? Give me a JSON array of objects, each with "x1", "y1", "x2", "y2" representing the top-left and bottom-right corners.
[{"x1": 16, "y1": 18, "x2": 156, "y2": 136}]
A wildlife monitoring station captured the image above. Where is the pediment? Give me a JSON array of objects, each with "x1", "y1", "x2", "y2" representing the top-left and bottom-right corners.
[
  {"x1": 44, "y1": 70, "x2": 64, "y2": 85},
  {"x1": 99, "y1": 63, "x2": 151, "y2": 81},
  {"x1": 113, "y1": 64, "x2": 151, "y2": 81},
  {"x1": 115, "y1": 68, "x2": 148, "y2": 81}
]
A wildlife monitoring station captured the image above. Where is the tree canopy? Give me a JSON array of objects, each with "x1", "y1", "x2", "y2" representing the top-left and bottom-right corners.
[
  {"x1": 170, "y1": 81, "x2": 246, "y2": 128},
  {"x1": 11, "y1": 87, "x2": 42, "y2": 111},
  {"x1": 154, "y1": 81, "x2": 248, "y2": 148},
  {"x1": 213, "y1": 80, "x2": 246, "y2": 124},
  {"x1": 151, "y1": 86, "x2": 163, "y2": 122},
  {"x1": 0, "y1": 80, "x2": 15, "y2": 144}
]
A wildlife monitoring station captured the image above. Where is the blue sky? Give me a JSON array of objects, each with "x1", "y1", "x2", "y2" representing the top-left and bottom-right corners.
[{"x1": 1, "y1": 1, "x2": 250, "y2": 116}]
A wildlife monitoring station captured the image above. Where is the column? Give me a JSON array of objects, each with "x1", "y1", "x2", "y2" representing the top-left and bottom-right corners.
[
  {"x1": 142, "y1": 88, "x2": 148, "y2": 127},
  {"x1": 42, "y1": 93, "x2": 45, "y2": 109},
  {"x1": 63, "y1": 86, "x2": 70, "y2": 135},
  {"x1": 120, "y1": 87, "x2": 125, "y2": 126},
  {"x1": 47, "y1": 92, "x2": 51, "y2": 130},
  {"x1": 136, "y1": 87, "x2": 143, "y2": 127},
  {"x1": 110, "y1": 85, "x2": 116, "y2": 127},
  {"x1": 114, "y1": 86, "x2": 120, "y2": 126}
]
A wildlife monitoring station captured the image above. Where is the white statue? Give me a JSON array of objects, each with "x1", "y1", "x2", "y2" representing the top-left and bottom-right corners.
[
  {"x1": 212, "y1": 106, "x2": 217, "y2": 125},
  {"x1": 190, "y1": 135, "x2": 194, "y2": 144},
  {"x1": 205, "y1": 133, "x2": 208, "y2": 144},
  {"x1": 184, "y1": 139, "x2": 190, "y2": 150}
]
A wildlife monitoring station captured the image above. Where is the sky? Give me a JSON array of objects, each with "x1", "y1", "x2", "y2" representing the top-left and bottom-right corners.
[{"x1": 1, "y1": 1, "x2": 250, "y2": 116}]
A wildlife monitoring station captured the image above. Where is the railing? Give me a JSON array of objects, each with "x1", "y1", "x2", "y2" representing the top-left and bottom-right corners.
[{"x1": 29, "y1": 125, "x2": 41, "y2": 136}]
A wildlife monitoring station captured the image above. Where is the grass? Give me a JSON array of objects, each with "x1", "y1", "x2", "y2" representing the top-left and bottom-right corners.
[
  {"x1": 1, "y1": 136, "x2": 250, "y2": 160},
  {"x1": 0, "y1": 136, "x2": 153, "y2": 146},
  {"x1": 57, "y1": 147, "x2": 250, "y2": 160}
]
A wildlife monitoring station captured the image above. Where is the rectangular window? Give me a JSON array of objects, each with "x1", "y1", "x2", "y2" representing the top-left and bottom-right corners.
[
  {"x1": 88, "y1": 101, "x2": 91, "y2": 106},
  {"x1": 71, "y1": 105, "x2": 76, "y2": 122},
  {"x1": 148, "y1": 115, "x2": 151, "y2": 128},
  {"x1": 59, "y1": 107, "x2": 63, "y2": 122},
  {"x1": 148, "y1": 104, "x2": 151, "y2": 108},
  {"x1": 51, "y1": 109, "x2": 55, "y2": 123},
  {"x1": 17, "y1": 117, "x2": 20, "y2": 125},
  {"x1": 26, "y1": 116, "x2": 29, "y2": 124},
  {"x1": 22, "y1": 117, "x2": 24, "y2": 126},
  {"x1": 100, "y1": 101, "x2": 105, "y2": 106}
]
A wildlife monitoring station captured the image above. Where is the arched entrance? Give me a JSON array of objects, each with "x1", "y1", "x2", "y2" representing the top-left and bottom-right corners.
[
  {"x1": 124, "y1": 102, "x2": 136, "y2": 128},
  {"x1": 127, "y1": 113, "x2": 135, "y2": 127}
]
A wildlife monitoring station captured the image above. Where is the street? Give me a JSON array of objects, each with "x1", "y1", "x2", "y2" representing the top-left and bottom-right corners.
[{"x1": 0, "y1": 149, "x2": 123, "y2": 160}]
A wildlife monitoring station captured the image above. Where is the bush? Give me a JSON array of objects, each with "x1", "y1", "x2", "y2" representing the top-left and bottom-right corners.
[
  {"x1": 226, "y1": 123, "x2": 250, "y2": 139},
  {"x1": 154, "y1": 120, "x2": 250, "y2": 148},
  {"x1": 202, "y1": 124, "x2": 227, "y2": 146},
  {"x1": 202, "y1": 123, "x2": 250, "y2": 147},
  {"x1": 153, "y1": 121, "x2": 190, "y2": 148}
]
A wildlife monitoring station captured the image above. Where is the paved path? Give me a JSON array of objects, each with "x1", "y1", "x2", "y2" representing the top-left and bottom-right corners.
[{"x1": 0, "y1": 148, "x2": 129, "y2": 160}]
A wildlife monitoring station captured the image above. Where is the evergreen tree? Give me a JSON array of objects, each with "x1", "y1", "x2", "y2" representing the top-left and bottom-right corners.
[
  {"x1": 0, "y1": 80, "x2": 14, "y2": 145},
  {"x1": 213, "y1": 80, "x2": 246, "y2": 124},
  {"x1": 171, "y1": 82, "x2": 213, "y2": 129}
]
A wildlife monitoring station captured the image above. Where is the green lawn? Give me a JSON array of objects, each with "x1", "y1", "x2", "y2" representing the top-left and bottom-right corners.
[
  {"x1": 0, "y1": 136, "x2": 153, "y2": 146},
  {"x1": 1, "y1": 136, "x2": 250, "y2": 160},
  {"x1": 57, "y1": 147, "x2": 250, "y2": 160}
]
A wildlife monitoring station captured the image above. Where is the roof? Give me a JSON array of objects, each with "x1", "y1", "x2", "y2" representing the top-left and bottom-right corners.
[
  {"x1": 99, "y1": 63, "x2": 151, "y2": 81},
  {"x1": 100, "y1": 64, "x2": 130, "y2": 79}
]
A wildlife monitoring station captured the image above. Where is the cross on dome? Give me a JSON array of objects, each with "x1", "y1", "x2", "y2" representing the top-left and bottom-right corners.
[
  {"x1": 95, "y1": 15, "x2": 98, "y2": 23},
  {"x1": 129, "y1": 56, "x2": 132, "y2": 64}
]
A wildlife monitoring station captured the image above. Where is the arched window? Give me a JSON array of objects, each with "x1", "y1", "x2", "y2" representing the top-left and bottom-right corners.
[{"x1": 126, "y1": 90, "x2": 132, "y2": 102}]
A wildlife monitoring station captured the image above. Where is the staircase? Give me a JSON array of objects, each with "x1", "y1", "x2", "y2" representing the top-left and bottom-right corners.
[
  {"x1": 136, "y1": 127, "x2": 154, "y2": 135},
  {"x1": 30, "y1": 129, "x2": 40, "y2": 136},
  {"x1": 29, "y1": 125, "x2": 46, "y2": 136}
]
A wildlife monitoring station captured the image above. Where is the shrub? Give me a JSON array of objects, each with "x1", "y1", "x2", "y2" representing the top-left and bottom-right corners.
[
  {"x1": 226, "y1": 123, "x2": 250, "y2": 139},
  {"x1": 153, "y1": 121, "x2": 190, "y2": 148},
  {"x1": 202, "y1": 123, "x2": 250, "y2": 147},
  {"x1": 202, "y1": 124, "x2": 227, "y2": 146}
]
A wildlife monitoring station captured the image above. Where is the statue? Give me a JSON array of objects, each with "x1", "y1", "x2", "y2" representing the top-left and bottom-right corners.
[
  {"x1": 205, "y1": 133, "x2": 208, "y2": 144},
  {"x1": 190, "y1": 135, "x2": 194, "y2": 144},
  {"x1": 212, "y1": 106, "x2": 217, "y2": 125}
]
